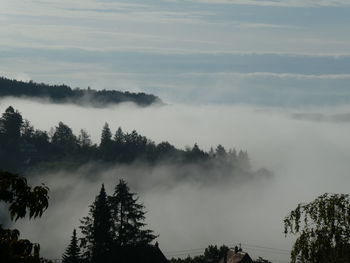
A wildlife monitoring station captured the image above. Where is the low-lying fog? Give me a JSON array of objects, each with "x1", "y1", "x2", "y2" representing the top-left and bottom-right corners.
[{"x1": 1, "y1": 98, "x2": 350, "y2": 262}]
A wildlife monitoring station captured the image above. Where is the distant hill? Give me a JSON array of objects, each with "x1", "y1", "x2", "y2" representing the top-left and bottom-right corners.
[{"x1": 0, "y1": 76, "x2": 161, "y2": 107}]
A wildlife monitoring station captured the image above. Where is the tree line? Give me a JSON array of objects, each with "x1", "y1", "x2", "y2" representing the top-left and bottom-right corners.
[
  {"x1": 0, "y1": 76, "x2": 160, "y2": 107},
  {"x1": 0, "y1": 106, "x2": 253, "y2": 178}
]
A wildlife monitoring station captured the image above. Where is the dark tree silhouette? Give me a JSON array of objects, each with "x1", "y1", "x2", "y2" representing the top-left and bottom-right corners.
[
  {"x1": 169, "y1": 245, "x2": 229, "y2": 263},
  {"x1": 99, "y1": 123, "x2": 113, "y2": 161},
  {"x1": 0, "y1": 106, "x2": 23, "y2": 140},
  {"x1": 62, "y1": 229, "x2": 82, "y2": 263},
  {"x1": 111, "y1": 179, "x2": 157, "y2": 246},
  {"x1": 0, "y1": 106, "x2": 262, "y2": 181},
  {"x1": 0, "y1": 76, "x2": 161, "y2": 107},
  {"x1": 0, "y1": 171, "x2": 49, "y2": 263},
  {"x1": 0, "y1": 106, "x2": 23, "y2": 171},
  {"x1": 51, "y1": 122, "x2": 77, "y2": 155},
  {"x1": 80, "y1": 184, "x2": 114, "y2": 263}
]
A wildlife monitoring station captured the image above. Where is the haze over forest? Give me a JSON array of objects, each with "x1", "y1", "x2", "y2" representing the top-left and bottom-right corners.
[{"x1": 1, "y1": 1, "x2": 350, "y2": 263}]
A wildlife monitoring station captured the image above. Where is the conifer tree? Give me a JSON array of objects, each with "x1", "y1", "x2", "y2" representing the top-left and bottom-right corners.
[
  {"x1": 113, "y1": 127, "x2": 125, "y2": 145},
  {"x1": 111, "y1": 179, "x2": 157, "y2": 246},
  {"x1": 100, "y1": 123, "x2": 113, "y2": 160},
  {"x1": 100, "y1": 123, "x2": 112, "y2": 148},
  {"x1": 62, "y1": 229, "x2": 81, "y2": 263},
  {"x1": 80, "y1": 184, "x2": 114, "y2": 263}
]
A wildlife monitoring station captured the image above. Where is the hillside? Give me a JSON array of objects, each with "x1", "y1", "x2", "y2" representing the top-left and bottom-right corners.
[{"x1": 0, "y1": 77, "x2": 161, "y2": 107}]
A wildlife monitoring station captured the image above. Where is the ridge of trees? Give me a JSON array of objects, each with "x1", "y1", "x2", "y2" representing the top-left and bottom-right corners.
[
  {"x1": 0, "y1": 106, "x2": 261, "y2": 182},
  {"x1": 0, "y1": 76, "x2": 161, "y2": 107}
]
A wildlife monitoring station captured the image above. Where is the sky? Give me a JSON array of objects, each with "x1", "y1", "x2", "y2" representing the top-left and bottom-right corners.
[
  {"x1": 1, "y1": 1, "x2": 350, "y2": 263},
  {"x1": 1, "y1": 0, "x2": 350, "y2": 106}
]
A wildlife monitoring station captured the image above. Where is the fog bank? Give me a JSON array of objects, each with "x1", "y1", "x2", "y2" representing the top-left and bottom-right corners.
[{"x1": 1, "y1": 98, "x2": 350, "y2": 262}]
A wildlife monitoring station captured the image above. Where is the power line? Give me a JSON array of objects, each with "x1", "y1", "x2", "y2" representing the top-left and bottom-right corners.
[{"x1": 239, "y1": 243, "x2": 290, "y2": 252}]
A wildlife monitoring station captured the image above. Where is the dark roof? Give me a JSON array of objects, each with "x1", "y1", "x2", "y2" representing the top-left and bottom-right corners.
[
  {"x1": 218, "y1": 249, "x2": 254, "y2": 263},
  {"x1": 111, "y1": 244, "x2": 169, "y2": 263}
]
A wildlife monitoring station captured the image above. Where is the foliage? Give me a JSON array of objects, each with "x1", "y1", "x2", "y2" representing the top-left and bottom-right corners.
[
  {"x1": 0, "y1": 171, "x2": 49, "y2": 220},
  {"x1": 0, "y1": 171, "x2": 49, "y2": 263},
  {"x1": 284, "y1": 193, "x2": 350, "y2": 263},
  {"x1": 62, "y1": 229, "x2": 82, "y2": 263}
]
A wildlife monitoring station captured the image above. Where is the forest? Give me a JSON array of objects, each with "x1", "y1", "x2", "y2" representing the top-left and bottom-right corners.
[
  {"x1": 0, "y1": 76, "x2": 161, "y2": 107},
  {"x1": 0, "y1": 106, "x2": 268, "y2": 181}
]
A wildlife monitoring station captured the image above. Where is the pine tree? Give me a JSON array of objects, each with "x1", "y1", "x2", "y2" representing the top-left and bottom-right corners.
[
  {"x1": 100, "y1": 122, "x2": 113, "y2": 160},
  {"x1": 113, "y1": 127, "x2": 125, "y2": 145},
  {"x1": 100, "y1": 123, "x2": 112, "y2": 148},
  {"x1": 62, "y1": 229, "x2": 81, "y2": 263},
  {"x1": 80, "y1": 184, "x2": 114, "y2": 263},
  {"x1": 111, "y1": 179, "x2": 157, "y2": 246}
]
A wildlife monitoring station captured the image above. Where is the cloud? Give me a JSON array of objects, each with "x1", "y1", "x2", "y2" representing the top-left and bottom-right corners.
[
  {"x1": 189, "y1": 0, "x2": 350, "y2": 7},
  {"x1": 291, "y1": 112, "x2": 350, "y2": 123},
  {"x1": 184, "y1": 72, "x2": 350, "y2": 80}
]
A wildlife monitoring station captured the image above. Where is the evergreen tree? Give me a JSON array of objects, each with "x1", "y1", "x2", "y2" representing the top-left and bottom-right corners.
[
  {"x1": 100, "y1": 123, "x2": 113, "y2": 160},
  {"x1": 113, "y1": 127, "x2": 125, "y2": 145},
  {"x1": 80, "y1": 184, "x2": 114, "y2": 263},
  {"x1": 111, "y1": 179, "x2": 157, "y2": 246},
  {"x1": 113, "y1": 127, "x2": 125, "y2": 161},
  {"x1": 62, "y1": 229, "x2": 81, "y2": 263},
  {"x1": 100, "y1": 123, "x2": 112, "y2": 148}
]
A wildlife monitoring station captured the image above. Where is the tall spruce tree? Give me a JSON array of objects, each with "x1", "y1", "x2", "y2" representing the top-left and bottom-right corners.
[
  {"x1": 80, "y1": 184, "x2": 114, "y2": 263},
  {"x1": 111, "y1": 179, "x2": 157, "y2": 246},
  {"x1": 100, "y1": 123, "x2": 113, "y2": 160},
  {"x1": 62, "y1": 229, "x2": 81, "y2": 263}
]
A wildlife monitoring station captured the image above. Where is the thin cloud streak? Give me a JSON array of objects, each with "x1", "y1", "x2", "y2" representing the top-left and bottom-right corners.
[{"x1": 190, "y1": 0, "x2": 350, "y2": 7}]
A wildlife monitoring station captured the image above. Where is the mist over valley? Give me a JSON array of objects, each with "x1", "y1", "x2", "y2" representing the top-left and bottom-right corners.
[
  {"x1": 2, "y1": 98, "x2": 350, "y2": 262},
  {"x1": 2, "y1": 1, "x2": 350, "y2": 262}
]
